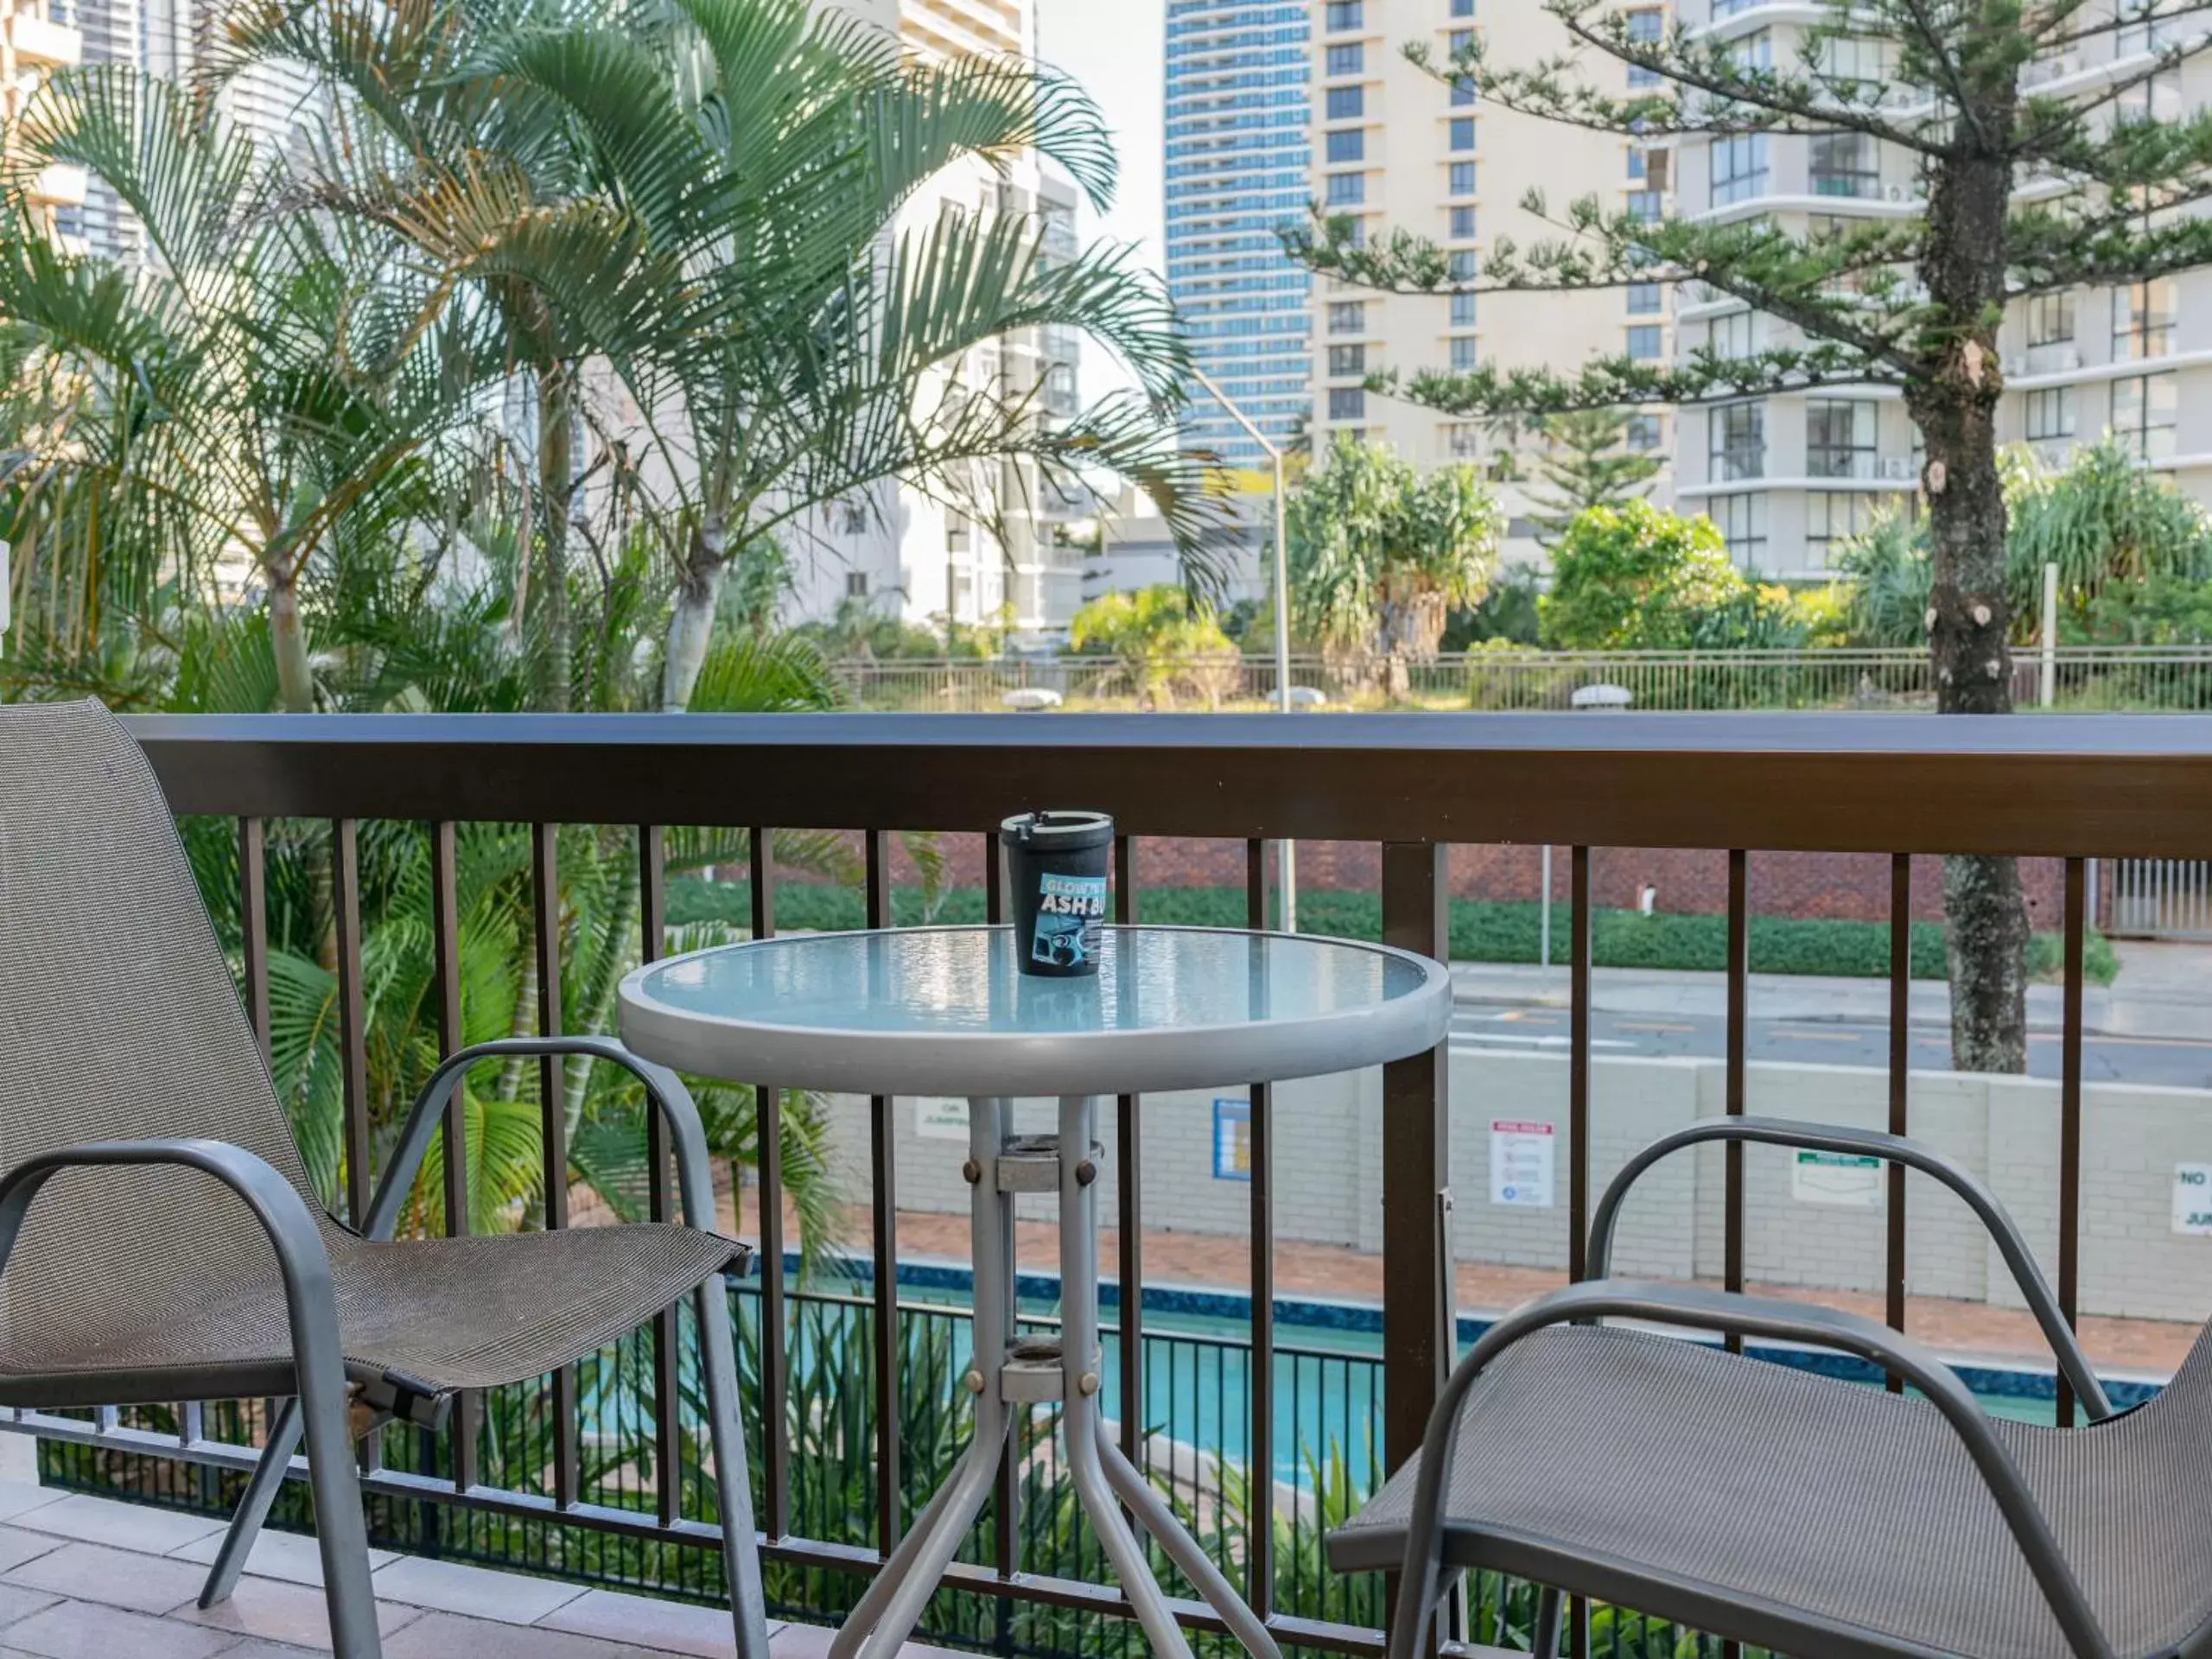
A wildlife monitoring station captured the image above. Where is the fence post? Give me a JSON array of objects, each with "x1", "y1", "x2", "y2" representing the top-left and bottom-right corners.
[
  {"x1": 2041, "y1": 561, "x2": 2059, "y2": 709},
  {"x1": 1380, "y1": 842, "x2": 1451, "y2": 1479}
]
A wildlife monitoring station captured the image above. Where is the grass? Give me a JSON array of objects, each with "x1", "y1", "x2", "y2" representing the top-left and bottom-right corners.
[{"x1": 669, "y1": 880, "x2": 2120, "y2": 985}]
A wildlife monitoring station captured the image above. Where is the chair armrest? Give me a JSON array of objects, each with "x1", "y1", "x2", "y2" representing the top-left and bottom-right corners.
[
  {"x1": 1587, "y1": 1115, "x2": 2111, "y2": 1419},
  {"x1": 1385, "y1": 1278, "x2": 2114, "y2": 1659},
  {"x1": 365, "y1": 1037, "x2": 726, "y2": 1243}
]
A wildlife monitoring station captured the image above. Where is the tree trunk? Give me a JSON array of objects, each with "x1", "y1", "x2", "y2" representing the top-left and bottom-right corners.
[
  {"x1": 537, "y1": 365, "x2": 575, "y2": 714},
  {"x1": 660, "y1": 517, "x2": 730, "y2": 711},
  {"x1": 267, "y1": 565, "x2": 315, "y2": 714},
  {"x1": 1912, "y1": 146, "x2": 2031, "y2": 1073}
]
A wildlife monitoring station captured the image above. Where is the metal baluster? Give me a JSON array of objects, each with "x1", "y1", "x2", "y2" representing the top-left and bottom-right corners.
[
  {"x1": 2058, "y1": 858, "x2": 2087, "y2": 1427},
  {"x1": 1567, "y1": 845, "x2": 1592, "y2": 1659},
  {"x1": 429, "y1": 820, "x2": 478, "y2": 1492},
  {"x1": 1886, "y1": 853, "x2": 1910, "y2": 1392},
  {"x1": 1725, "y1": 851, "x2": 1749, "y2": 1352},
  {"x1": 865, "y1": 830, "x2": 900, "y2": 1554},
  {"x1": 748, "y1": 830, "x2": 789, "y2": 1540},
  {"x1": 637, "y1": 826, "x2": 684, "y2": 1526},
  {"x1": 1113, "y1": 834, "x2": 1144, "y2": 1476},
  {"x1": 986, "y1": 836, "x2": 1020, "y2": 1624},
  {"x1": 334, "y1": 817, "x2": 380, "y2": 1475},
  {"x1": 530, "y1": 824, "x2": 579, "y2": 1507},
  {"x1": 1244, "y1": 838, "x2": 1275, "y2": 1625},
  {"x1": 238, "y1": 818, "x2": 270, "y2": 1060}
]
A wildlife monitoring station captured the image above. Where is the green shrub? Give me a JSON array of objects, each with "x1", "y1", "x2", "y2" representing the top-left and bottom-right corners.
[{"x1": 668, "y1": 880, "x2": 2117, "y2": 984}]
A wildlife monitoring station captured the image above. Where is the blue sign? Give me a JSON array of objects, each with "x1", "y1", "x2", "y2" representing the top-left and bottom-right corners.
[{"x1": 1212, "y1": 1097, "x2": 1250, "y2": 1182}]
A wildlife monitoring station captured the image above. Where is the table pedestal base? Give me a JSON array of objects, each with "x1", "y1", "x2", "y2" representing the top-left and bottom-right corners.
[{"x1": 829, "y1": 1095, "x2": 1282, "y2": 1659}]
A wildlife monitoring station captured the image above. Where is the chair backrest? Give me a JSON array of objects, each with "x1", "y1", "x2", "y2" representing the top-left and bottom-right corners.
[{"x1": 0, "y1": 701, "x2": 325, "y2": 1344}]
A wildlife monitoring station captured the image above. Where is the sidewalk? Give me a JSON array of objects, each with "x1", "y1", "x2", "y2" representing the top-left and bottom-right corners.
[{"x1": 1448, "y1": 938, "x2": 2210, "y2": 1041}]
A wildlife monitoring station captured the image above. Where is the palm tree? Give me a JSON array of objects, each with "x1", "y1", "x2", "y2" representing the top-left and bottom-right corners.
[{"x1": 213, "y1": 0, "x2": 1225, "y2": 711}]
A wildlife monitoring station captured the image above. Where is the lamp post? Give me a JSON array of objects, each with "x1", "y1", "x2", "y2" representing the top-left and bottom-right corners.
[{"x1": 1187, "y1": 365, "x2": 1296, "y2": 931}]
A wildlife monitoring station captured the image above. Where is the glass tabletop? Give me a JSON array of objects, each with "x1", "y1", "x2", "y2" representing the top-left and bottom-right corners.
[{"x1": 628, "y1": 925, "x2": 1432, "y2": 1038}]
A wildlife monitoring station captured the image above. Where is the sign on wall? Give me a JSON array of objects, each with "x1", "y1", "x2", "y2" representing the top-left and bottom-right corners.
[
  {"x1": 913, "y1": 1097, "x2": 969, "y2": 1141},
  {"x1": 1490, "y1": 1119, "x2": 1555, "y2": 1208},
  {"x1": 1213, "y1": 1098, "x2": 1250, "y2": 1181},
  {"x1": 2174, "y1": 1164, "x2": 2212, "y2": 1235},
  {"x1": 1790, "y1": 1149, "x2": 1884, "y2": 1207}
]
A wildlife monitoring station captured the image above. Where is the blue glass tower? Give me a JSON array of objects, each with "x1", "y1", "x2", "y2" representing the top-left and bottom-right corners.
[{"x1": 1164, "y1": 0, "x2": 1312, "y2": 468}]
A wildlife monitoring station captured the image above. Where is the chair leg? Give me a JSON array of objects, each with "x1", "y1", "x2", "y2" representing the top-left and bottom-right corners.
[
  {"x1": 294, "y1": 1356, "x2": 380, "y2": 1657},
  {"x1": 698, "y1": 1276, "x2": 773, "y2": 1659},
  {"x1": 1532, "y1": 1586, "x2": 1564, "y2": 1659},
  {"x1": 199, "y1": 1398, "x2": 303, "y2": 1608}
]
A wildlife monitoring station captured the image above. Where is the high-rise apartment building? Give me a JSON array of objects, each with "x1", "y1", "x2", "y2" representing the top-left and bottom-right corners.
[
  {"x1": 2, "y1": 0, "x2": 86, "y2": 242},
  {"x1": 1668, "y1": 2, "x2": 2212, "y2": 577},
  {"x1": 778, "y1": 0, "x2": 1091, "y2": 643},
  {"x1": 1306, "y1": 0, "x2": 1673, "y2": 560},
  {"x1": 1164, "y1": 0, "x2": 1312, "y2": 468}
]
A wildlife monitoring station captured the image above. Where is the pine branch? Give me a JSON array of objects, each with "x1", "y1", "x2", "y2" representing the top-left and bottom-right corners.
[
  {"x1": 1372, "y1": 342, "x2": 1899, "y2": 422},
  {"x1": 2009, "y1": 211, "x2": 2212, "y2": 291}
]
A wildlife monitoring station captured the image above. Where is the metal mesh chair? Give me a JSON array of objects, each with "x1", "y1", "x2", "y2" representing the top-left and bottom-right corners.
[
  {"x1": 0, "y1": 700, "x2": 769, "y2": 1659},
  {"x1": 1335, "y1": 1118, "x2": 2179, "y2": 1659}
]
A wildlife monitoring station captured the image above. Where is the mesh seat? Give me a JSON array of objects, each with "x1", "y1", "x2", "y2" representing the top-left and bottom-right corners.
[
  {"x1": 0, "y1": 700, "x2": 739, "y2": 1408},
  {"x1": 1332, "y1": 1322, "x2": 2212, "y2": 1659}
]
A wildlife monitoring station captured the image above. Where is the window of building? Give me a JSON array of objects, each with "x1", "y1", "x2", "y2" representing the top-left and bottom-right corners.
[
  {"x1": 1326, "y1": 85, "x2": 1365, "y2": 118},
  {"x1": 844, "y1": 570, "x2": 870, "y2": 598},
  {"x1": 1446, "y1": 422, "x2": 1482, "y2": 458},
  {"x1": 1324, "y1": 1, "x2": 1363, "y2": 29},
  {"x1": 1806, "y1": 493, "x2": 1883, "y2": 563},
  {"x1": 1448, "y1": 249, "x2": 1478, "y2": 280},
  {"x1": 1329, "y1": 344, "x2": 1367, "y2": 377},
  {"x1": 1326, "y1": 129, "x2": 1365, "y2": 162},
  {"x1": 1449, "y1": 205, "x2": 1478, "y2": 238},
  {"x1": 2024, "y1": 386, "x2": 2076, "y2": 442},
  {"x1": 2113, "y1": 372, "x2": 2178, "y2": 461},
  {"x1": 1449, "y1": 161, "x2": 1478, "y2": 195},
  {"x1": 1626, "y1": 279, "x2": 1662, "y2": 314},
  {"x1": 2026, "y1": 289, "x2": 2075, "y2": 346},
  {"x1": 1711, "y1": 133, "x2": 1769, "y2": 207},
  {"x1": 1326, "y1": 171, "x2": 1365, "y2": 205},
  {"x1": 1328, "y1": 301, "x2": 1366, "y2": 334},
  {"x1": 1625, "y1": 188, "x2": 1662, "y2": 220},
  {"x1": 1329, "y1": 386, "x2": 1368, "y2": 420},
  {"x1": 1627, "y1": 147, "x2": 1647, "y2": 181},
  {"x1": 1812, "y1": 33, "x2": 1883, "y2": 86},
  {"x1": 947, "y1": 512, "x2": 972, "y2": 552},
  {"x1": 1626, "y1": 413, "x2": 1662, "y2": 450},
  {"x1": 1713, "y1": 492, "x2": 1768, "y2": 563},
  {"x1": 1729, "y1": 29, "x2": 1773, "y2": 68},
  {"x1": 1809, "y1": 132, "x2": 1878, "y2": 198},
  {"x1": 1451, "y1": 290, "x2": 1478, "y2": 326},
  {"x1": 1325, "y1": 41, "x2": 1363, "y2": 74},
  {"x1": 1712, "y1": 400, "x2": 1764, "y2": 480},
  {"x1": 839, "y1": 503, "x2": 869, "y2": 535},
  {"x1": 2113, "y1": 278, "x2": 2176, "y2": 361},
  {"x1": 1624, "y1": 9, "x2": 1663, "y2": 86},
  {"x1": 1806, "y1": 398, "x2": 1877, "y2": 478},
  {"x1": 1452, "y1": 74, "x2": 1478, "y2": 105},
  {"x1": 1449, "y1": 28, "x2": 1475, "y2": 52},
  {"x1": 2117, "y1": 67, "x2": 2183, "y2": 121},
  {"x1": 1452, "y1": 0, "x2": 1476, "y2": 15},
  {"x1": 1626, "y1": 324, "x2": 1663, "y2": 360},
  {"x1": 1451, "y1": 336, "x2": 1479, "y2": 369},
  {"x1": 1450, "y1": 116, "x2": 1477, "y2": 149},
  {"x1": 1710, "y1": 309, "x2": 1755, "y2": 358}
]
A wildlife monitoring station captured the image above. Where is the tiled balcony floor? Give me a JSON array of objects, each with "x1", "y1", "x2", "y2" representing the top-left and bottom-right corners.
[{"x1": 0, "y1": 1474, "x2": 961, "y2": 1659}]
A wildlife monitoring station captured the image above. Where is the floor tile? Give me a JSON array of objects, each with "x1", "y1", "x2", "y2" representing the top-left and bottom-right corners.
[
  {"x1": 0, "y1": 1533, "x2": 61, "y2": 1579},
  {"x1": 0, "y1": 1599, "x2": 234, "y2": 1659},
  {"x1": 10, "y1": 1495, "x2": 224, "y2": 1554},
  {"x1": 0, "y1": 1587, "x2": 59, "y2": 1630},
  {"x1": 372, "y1": 1555, "x2": 588, "y2": 1625},
  {"x1": 168, "y1": 1527, "x2": 398, "y2": 1589},
  {"x1": 174, "y1": 1574, "x2": 421, "y2": 1650},
  {"x1": 3, "y1": 1541, "x2": 205, "y2": 1614},
  {"x1": 382, "y1": 1610, "x2": 673, "y2": 1659},
  {"x1": 0, "y1": 1491, "x2": 60, "y2": 1527},
  {"x1": 537, "y1": 1587, "x2": 776, "y2": 1657}
]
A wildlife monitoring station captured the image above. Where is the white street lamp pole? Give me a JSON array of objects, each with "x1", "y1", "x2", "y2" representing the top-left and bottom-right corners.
[{"x1": 1188, "y1": 365, "x2": 1296, "y2": 931}]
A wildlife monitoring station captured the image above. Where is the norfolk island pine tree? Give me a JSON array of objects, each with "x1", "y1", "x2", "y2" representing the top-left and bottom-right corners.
[{"x1": 1285, "y1": 0, "x2": 2212, "y2": 1071}]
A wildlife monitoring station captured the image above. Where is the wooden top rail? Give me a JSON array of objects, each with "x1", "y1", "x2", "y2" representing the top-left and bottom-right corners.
[{"x1": 124, "y1": 710, "x2": 2212, "y2": 858}]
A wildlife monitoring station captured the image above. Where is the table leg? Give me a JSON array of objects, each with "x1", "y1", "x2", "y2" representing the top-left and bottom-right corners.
[
  {"x1": 1094, "y1": 1422, "x2": 1284, "y2": 1659},
  {"x1": 830, "y1": 1099, "x2": 1015, "y2": 1659}
]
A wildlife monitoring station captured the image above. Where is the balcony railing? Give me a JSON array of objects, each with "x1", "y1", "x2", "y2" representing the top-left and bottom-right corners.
[{"x1": 16, "y1": 712, "x2": 2212, "y2": 1656}]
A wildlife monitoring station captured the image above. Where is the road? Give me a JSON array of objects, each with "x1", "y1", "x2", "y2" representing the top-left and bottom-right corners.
[{"x1": 1450, "y1": 1004, "x2": 2212, "y2": 1088}]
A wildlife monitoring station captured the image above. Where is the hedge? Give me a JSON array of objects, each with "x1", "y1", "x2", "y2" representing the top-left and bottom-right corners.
[{"x1": 671, "y1": 880, "x2": 2117, "y2": 984}]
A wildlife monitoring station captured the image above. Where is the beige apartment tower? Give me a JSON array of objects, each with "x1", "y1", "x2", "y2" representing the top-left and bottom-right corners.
[{"x1": 1306, "y1": 0, "x2": 1675, "y2": 561}]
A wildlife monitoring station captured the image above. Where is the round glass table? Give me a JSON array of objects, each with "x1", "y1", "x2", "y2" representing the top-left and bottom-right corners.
[{"x1": 619, "y1": 925, "x2": 1451, "y2": 1659}]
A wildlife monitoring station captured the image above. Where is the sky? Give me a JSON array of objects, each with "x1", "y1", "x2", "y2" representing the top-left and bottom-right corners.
[{"x1": 1035, "y1": 0, "x2": 1166, "y2": 401}]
